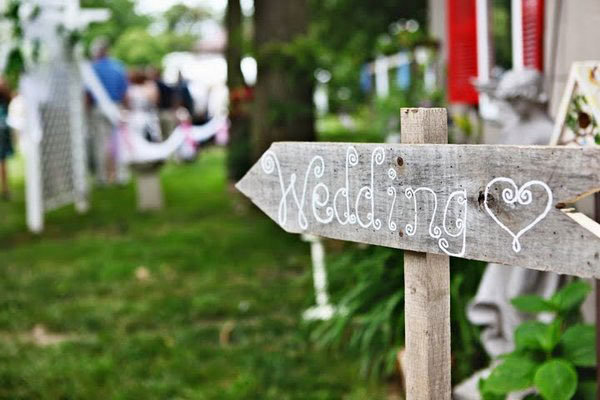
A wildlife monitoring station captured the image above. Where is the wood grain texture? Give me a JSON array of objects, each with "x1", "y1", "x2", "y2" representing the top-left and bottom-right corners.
[
  {"x1": 550, "y1": 64, "x2": 577, "y2": 145},
  {"x1": 236, "y1": 140, "x2": 600, "y2": 277},
  {"x1": 404, "y1": 251, "x2": 450, "y2": 399},
  {"x1": 402, "y1": 108, "x2": 451, "y2": 400}
]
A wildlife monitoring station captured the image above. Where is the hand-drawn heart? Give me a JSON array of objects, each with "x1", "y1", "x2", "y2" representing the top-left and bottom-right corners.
[{"x1": 484, "y1": 178, "x2": 553, "y2": 253}]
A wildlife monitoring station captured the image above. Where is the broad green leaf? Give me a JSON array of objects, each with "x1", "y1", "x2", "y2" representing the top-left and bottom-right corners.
[
  {"x1": 511, "y1": 295, "x2": 555, "y2": 314},
  {"x1": 560, "y1": 324, "x2": 596, "y2": 367},
  {"x1": 534, "y1": 360, "x2": 577, "y2": 400},
  {"x1": 546, "y1": 319, "x2": 562, "y2": 352},
  {"x1": 482, "y1": 356, "x2": 537, "y2": 394},
  {"x1": 480, "y1": 386, "x2": 505, "y2": 400},
  {"x1": 550, "y1": 281, "x2": 591, "y2": 312},
  {"x1": 515, "y1": 321, "x2": 560, "y2": 352},
  {"x1": 479, "y1": 375, "x2": 504, "y2": 400}
]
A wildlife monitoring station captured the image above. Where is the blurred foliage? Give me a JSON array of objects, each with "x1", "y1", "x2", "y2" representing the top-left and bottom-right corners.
[
  {"x1": 371, "y1": 75, "x2": 445, "y2": 141},
  {"x1": 308, "y1": 0, "x2": 428, "y2": 112},
  {"x1": 110, "y1": 27, "x2": 196, "y2": 68},
  {"x1": 4, "y1": 47, "x2": 25, "y2": 89},
  {"x1": 316, "y1": 86, "x2": 443, "y2": 145},
  {"x1": 310, "y1": 246, "x2": 405, "y2": 378},
  {"x1": 450, "y1": 110, "x2": 485, "y2": 144},
  {"x1": 163, "y1": 3, "x2": 209, "y2": 33},
  {"x1": 81, "y1": 0, "x2": 203, "y2": 67},
  {"x1": 2, "y1": 0, "x2": 85, "y2": 88},
  {"x1": 257, "y1": 36, "x2": 319, "y2": 81},
  {"x1": 306, "y1": 0, "x2": 511, "y2": 113},
  {"x1": 479, "y1": 281, "x2": 596, "y2": 400},
  {"x1": 317, "y1": 62, "x2": 445, "y2": 144},
  {"x1": 452, "y1": 113, "x2": 474, "y2": 138},
  {"x1": 310, "y1": 244, "x2": 488, "y2": 383},
  {"x1": 80, "y1": 0, "x2": 151, "y2": 48},
  {"x1": 374, "y1": 29, "x2": 434, "y2": 56},
  {"x1": 2, "y1": 0, "x2": 39, "y2": 88},
  {"x1": 492, "y1": 0, "x2": 512, "y2": 70},
  {"x1": 317, "y1": 114, "x2": 381, "y2": 143},
  {"x1": 2, "y1": 0, "x2": 213, "y2": 71},
  {"x1": 110, "y1": 27, "x2": 163, "y2": 67},
  {"x1": 450, "y1": 257, "x2": 490, "y2": 384}
]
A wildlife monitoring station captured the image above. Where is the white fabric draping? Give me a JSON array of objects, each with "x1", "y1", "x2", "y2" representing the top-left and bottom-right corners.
[{"x1": 80, "y1": 61, "x2": 226, "y2": 165}]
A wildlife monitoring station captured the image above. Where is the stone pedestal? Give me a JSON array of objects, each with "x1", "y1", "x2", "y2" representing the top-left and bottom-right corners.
[{"x1": 134, "y1": 163, "x2": 164, "y2": 211}]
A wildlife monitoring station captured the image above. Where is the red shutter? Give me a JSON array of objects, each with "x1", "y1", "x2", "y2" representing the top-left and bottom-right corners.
[
  {"x1": 521, "y1": 0, "x2": 544, "y2": 71},
  {"x1": 447, "y1": 0, "x2": 479, "y2": 105}
]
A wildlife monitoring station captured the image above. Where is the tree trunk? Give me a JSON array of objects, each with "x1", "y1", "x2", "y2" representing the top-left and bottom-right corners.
[
  {"x1": 251, "y1": 0, "x2": 315, "y2": 161},
  {"x1": 226, "y1": 0, "x2": 244, "y2": 89},
  {"x1": 226, "y1": 0, "x2": 252, "y2": 182}
]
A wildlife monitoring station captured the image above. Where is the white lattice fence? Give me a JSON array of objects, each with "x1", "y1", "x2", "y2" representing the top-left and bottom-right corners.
[{"x1": 22, "y1": 60, "x2": 88, "y2": 232}]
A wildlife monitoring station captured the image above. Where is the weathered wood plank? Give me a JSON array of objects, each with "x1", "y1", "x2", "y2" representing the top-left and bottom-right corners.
[
  {"x1": 236, "y1": 141, "x2": 600, "y2": 277},
  {"x1": 402, "y1": 108, "x2": 451, "y2": 400},
  {"x1": 404, "y1": 251, "x2": 450, "y2": 398}
]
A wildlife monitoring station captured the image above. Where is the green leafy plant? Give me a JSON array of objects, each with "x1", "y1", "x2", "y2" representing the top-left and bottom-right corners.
[
  {"x1": 450, "y1": 258, "x2": 490, "y2": 383},
  {"x1": 3, "y1": 0, "x2": 27, "y2": 88},
  {"x1": 310, "y1": 246, "x2": 405, "y2": 378},
  {"x1": 310, "y1": 245, "x2": 487, "y2": 383},
  {"x1": 479, "y1": 281, "x2": 596, "y2": 400}
]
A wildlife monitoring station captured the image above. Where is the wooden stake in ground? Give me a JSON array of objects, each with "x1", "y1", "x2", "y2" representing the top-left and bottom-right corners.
[{"x1": 401, "y1": 108, "x2": 450, "y2": 399}]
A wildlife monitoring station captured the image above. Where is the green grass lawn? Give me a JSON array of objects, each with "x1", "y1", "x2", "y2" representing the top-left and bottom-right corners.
[{"x1": 0, "y1": 150, "x2": 386, "y2": 399}]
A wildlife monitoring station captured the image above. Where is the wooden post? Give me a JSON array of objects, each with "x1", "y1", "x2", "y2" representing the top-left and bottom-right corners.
[{"x1": 401, "y1": 108, "x2": 451, "y2": 399}]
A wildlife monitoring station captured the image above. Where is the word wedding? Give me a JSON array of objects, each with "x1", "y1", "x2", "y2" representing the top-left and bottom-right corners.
[{"x1": 260, "y1": 146, "x2": 552, "y2": 257}]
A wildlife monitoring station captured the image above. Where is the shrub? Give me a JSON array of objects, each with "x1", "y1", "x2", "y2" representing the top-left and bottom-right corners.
[
  {"x1": 311, "y1": 245, "x2": 487, "y2": 383},
  {"x1": 479, "y1": 281, "x2": 596, "y2": 400}
]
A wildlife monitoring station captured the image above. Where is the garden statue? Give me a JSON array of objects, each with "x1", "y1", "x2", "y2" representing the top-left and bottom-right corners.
[{"x1": 477, "y1": 68, "x2": 553, "y2": 145}]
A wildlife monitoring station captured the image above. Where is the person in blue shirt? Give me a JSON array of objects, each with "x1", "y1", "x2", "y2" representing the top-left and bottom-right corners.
[
  {"x1": 88, "y1": 37, "x2": 129, "y2": 184},
  {"x1": 91, "y1": 38, "x2": 128, "y2": 105}
]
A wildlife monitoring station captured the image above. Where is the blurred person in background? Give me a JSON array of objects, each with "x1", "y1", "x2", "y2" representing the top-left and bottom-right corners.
[
  {"x1": 147, "y1": 67, "x2": 176, "y2": 138},
  {"x1": 89, "y1": 37, "x2": 128, "y2": 184},
  {"x1": 173, "y1": 71, "x2": 196, "y2": 123},
  {"x1": 127, "y1": 68, "x2": 161, "y2": 142},
  {"x1": 0, "y1": 78, "x2": 13, "y2": 200}
]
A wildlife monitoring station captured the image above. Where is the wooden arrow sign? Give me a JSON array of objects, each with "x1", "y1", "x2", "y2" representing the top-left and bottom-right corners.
[{"x1": 237, "y1": 142, "x2": 600, "y2": 278}]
